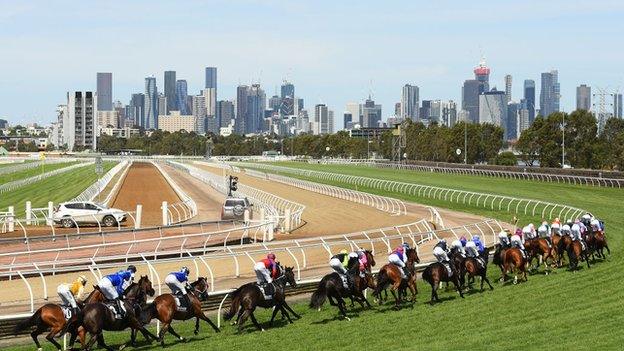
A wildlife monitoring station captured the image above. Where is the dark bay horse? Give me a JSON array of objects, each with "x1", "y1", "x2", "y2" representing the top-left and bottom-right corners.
[
  {"x1": 372, "y1": 248, "x2": 420, "y2": 309},
  {"x1": 555, "y1": 235, "x2": 572, "y2": 267},
  {"x1": 567, "y1": 241, "x2": 591, "y2": 270},
  {"x1": 223, "y1": 265, "x2": 299, "y2": 332},
  {"x1": 141, "y1": 277, "x2": 219, "y2": 346},
  {"x1": 461, "y1": 250, "x2": 493, "y2": 292},
  {"x1": 592, "y1": 231, "x2": 610, "y2": 259},
  {"x1": 309, "y1": 250, "x2": 376, "y2": 320},
  {"x1": 422, "y1": 259, "x2": 464, "y2": 304},
  {"x1": 14, "y1": 287, "x2": 103, "y2": 351},
  {"x1": 80, "y1": 275, "x2": 158, "y2": 351}
]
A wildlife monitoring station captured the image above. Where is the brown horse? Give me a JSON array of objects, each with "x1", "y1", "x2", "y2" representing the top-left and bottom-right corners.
[
  {"x1": 224, "y1": 265, "x2": 299, "y2": 332},
  {"x1": 13, "y1": 286, "x2": 103, "y2": 351},
  {"x1": 372, "y1": 248, "x2": 420, "y2": 309},
  {"x1": 140, "y1": 277, "x2": 219, "y2": 347},
  {"x1": 555, "y1": 235, "x2": 572, "y2": 266},
  {"x1": 461, "y1": 250, "x2": 493, "y2": 292},
  {"x1": 80, "y1": 275, "x2": 158, "y2": 351},
  {"x1": 501, "y1": 247, "x2": 528, "y2": 284},
  {"x1": 524, "y1": 238, "x2": 554, "y2": 273},
  {"x1": 422, "y1": 259, "x2": 464, "y2": 304},
  {"x1": 567, "y1": 241, "x2": 591, "y2": 270},
  {"x1": 592, "y1": 232, "x2": 610, "y2": 259}
]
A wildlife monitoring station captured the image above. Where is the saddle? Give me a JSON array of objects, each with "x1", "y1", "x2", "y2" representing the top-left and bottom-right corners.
[
  {"x1": 60, "y1": 305, "x2": 74, "y2": 320},
  {"x1": 442, "y1": 262, "x2": 453, "y2": 276},
  {"x1": 257, "y1": 282, "x2": 275, "y2": 300},
  {"x1": 104, "y1": 300, "x2": 126, "y2": 320},
  {"x1": 174, "y1": 293, "x2": 189, "y2": 312},
  {"x1": 339, "y1": 274, "x2": 349, "y2": 289},
  {"x1": 475, "y1": 257, "x2": 486, "y2": 269}
]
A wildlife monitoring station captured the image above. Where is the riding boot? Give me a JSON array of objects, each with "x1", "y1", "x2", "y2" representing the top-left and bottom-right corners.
[
  {"x1": 402, "y1": 267, "x2": 410, "y2": 279},
  {"x1": 116, "y1": 299, "x2": 124, "y2": 318}
]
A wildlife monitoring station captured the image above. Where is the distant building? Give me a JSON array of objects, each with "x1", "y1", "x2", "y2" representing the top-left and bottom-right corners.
[
  {"x1": 97, "y1": 110, "x2": 119, "y2": 129},
  {"x1": 96, "y1": 73, "x2": 112, "y2": 111},
  {"x1": 361, "y1": 97, "x2": 382, "y2": 128},
  {"x1": 280, "y1": 81, "x2": 295, "y2": 116},
  {"x1": 175, "y1": 80, "x2": 189, "y2": 115},
  {"x1": 217, "y1": 100, "x2": 235, "y2": 128},
  {"x1": 313, "y1": 104, "x2": 334, "y2": 135},
  {"x1": 235, "y1": 85, "x2": 249, "y2": 134},
  {"x1": 540, "y1": 70, "x2": 560, "y2": 117},
  {"x1": 158, "y1": 111, "x2": 197, "y2": 133},
  {"x1": 479, "y1": 90, "x2": 507, "y2": 126},
  {"x1": 343, "y1": 111, "x2": 352, "y2": 130},
  {"x1": 506, "y1": 102, "x2": 520, "y2": 141},
  {"x1": 474, "y1": 58, "x2": 490, "y2": 93},
  {"x1": 401, "y1": 84, "x2": 419, "y2": 121},
  {"x1": 420, "y1": 100, "x2": 432, "y2": 122},
  {"x1": 524, "y1": 80, "x2": 536, "y2": 123},
  {"x1": 245, "y1": 84, "x2": 266, "y2": 134},
  {"x1": 614, "y1": 93, "x2": 623, "y2": 118},
  {"x1": 164, "y1": 71, "x2": 177, "y2": 113},
  {"x1": 576, "y1": 84, "x2": 591, "y2": 111},
  {"x1": 158, "y1": 95, "x2": 167, "y2": 119},
  {"x1": 504, "y1": 75, "x2": 512, "y2": 104},
  {"x1": 0, "y1": 119, "x2": 8, "y2": 129},
  {"x1": 518, "y1": 99, "x2": 531, "y2": 135},
  {"x1": 192, "y1": 95, "x2": 207, "y2": 134},
  {"x1": 66, "y1": 91, "x2": 98, "y2": 151},
  {"x1": 443, "y1": 100, "x2": 458, "y2": 127},
  {"x1": 144, "y1": 77, "x2": 158, "y2": 129},
  {"x1": 205, "y1": 67, "x2": 217, "y2": 90},
  {"x1": 100, "y1": 126, "x2": 140, "y2": 139},
  {"x1": 129, "y1": 93, "x2": 144, "y2": 127},
  {"x1": 462, "y1": 80, "x2": 480, "y2": 123},
  {"x1": 345, "y1": 102, "x2": 360, "y2": 126}
]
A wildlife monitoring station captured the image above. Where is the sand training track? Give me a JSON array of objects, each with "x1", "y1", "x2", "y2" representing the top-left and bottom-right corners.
[{"x1": 110, "y1": 162, "x2": 180, "y2": 226}]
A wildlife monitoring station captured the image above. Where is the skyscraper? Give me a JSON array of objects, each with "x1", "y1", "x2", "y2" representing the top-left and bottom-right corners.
[
  {"x1": 462, "y1": 80, "x2": 480, "y2": 123},
  {"x1": 205, "y1": 67, "x2": 217, "y2": 90},
  {"x1": 474, "y1": 58, "x2": 490, "y2": 94},
  {"x1": 361, "y1": 96, "x2": 382, "y2": 127},
  {"x1": 504, "y1": 75, "x2": 512, "y2": 104},
  {"x1": 479, "y1": 90, "x2": 507, "y2": 127},
  {"x1": 343, "y1": 112, "x2": 353, "y2": 129},
  {"x1": 235, "y1": 85, "x2": 249, "y2": 134},
  {"x1": 192, "y1": 95, "x2": 207, "y2": 134},
  {"x1": 314, "y1": 104, "x2": 334, "y2": 135},
  {"x1": 96, "y1": 73, "x2": 112, "y2": 111},
  {"x1": 280, "y1": 81, "x2": 295, "y2": 116},
  {"x1": 524, "y1": 80, "x2": 536, "y2": 123},
  {"x1": 129, "y1": 93, "x2": 144, "y2": 127},
  {"x1": 540, "y1": 70, "x2": 560, "y2": 117},
  {"x1": 66, "y1": 91, "x2": 98, "y2": 151},
  {"x1": 175, "y1": 80, "x2": 189, "y2": 115},
  {"x1": 401, "y1": 84, "x2": 419, "y2": 121},
  {"x1": 506, "y1": 102, "x2": 520, "y2": 141},
  {"x1": 615, "y1": 93, "x2": 623, "y2": 118},
  {"x1": 345, "y1": 102, "x2": 360, "y2": 126},
  {"x1": 164, "y1": 71, "x2": 177, "y2": 113},
  {"x1": 217, "y1": 100, "x2": 235, "y2": 128},
  {"x1": 576, "y1": 84, "x2": 591, "y2": 111},
  {"x1": 245, "y1": 84, "x2": 266, "y2": 134},
  {"x1": 144, "y1": 76, "x2": 158, "y2": 129}
]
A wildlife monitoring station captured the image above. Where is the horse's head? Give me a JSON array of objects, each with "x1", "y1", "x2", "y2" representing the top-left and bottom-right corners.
[
  {"x1": 283, "y1": 266, "x2": 297, "y2": 288},
  {"x1": 365, "y1": 250, "x2": 376, "y2": 268},
  {"x1": 137, "y1": 275, "x2": 155, "y2": 297},
  {"x1": 191, "y1": 277, "x2": 210, "y2": 300},
  {"x1": 406, "y1": 248, "x2": 420, "y2": 264},
  {"x1": 364, "y1": 272, "x2": 376, "y2": 289}
]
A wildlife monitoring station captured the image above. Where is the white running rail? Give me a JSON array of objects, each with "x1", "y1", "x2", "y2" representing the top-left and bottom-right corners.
[
  {"x1": 151, "y1": 161, "x2": 198, "y2": 224},
  {"x1": 71, "y1": 160, "x2": 128, "y2": 203},
  {"x1": 0, "y1": 161, "x2": 93, "y2": 194}
]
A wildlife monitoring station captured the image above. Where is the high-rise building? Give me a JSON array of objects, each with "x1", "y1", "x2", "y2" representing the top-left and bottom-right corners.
[
  {"x1": 443, "y1": 100, "x2": 458, "y2": 127},
  {"x1": 313, "y1": 104, "x2": 334, "y2": 135},
  {"x1": 474, "y1": 58, "x2": 490, "y2": 93},
  {"x1": 343, "y1": 112, "x2": 353, "y2": 130},
  {"x1": 203, "y1": 88, "x2": 216, "y2": 119},
  {"x1": 420, "y1": 100, "x2": 432, "y2": 121},
  {"x1": 0, "y1": 119, "x2": 8, "y2": 129},
  {"x1": 613, "y1": 95, "x2": 623, "y2": 119},
  {"x1": 504, "y1": 75, "x2": 512, "y2": 104},
  {"x1": 205, "y1": 67, "x2": 217, "y2": 90},
  {"x1": 245, "y1": 84, "x2": 266, "y2": 134},
  {"x1": 144, "y1": 77, "x2": 158, "y2": 129},
  {"x1": 518, "y1": 101, "x2": 531, "y2": 135},
  {"x1": 217, "y1": 100, "x2": 235, "y2": 128},
  {"x1": 401, "y1": 84, "x2": 419, "y2": 121},
  {"x1": 129, "y1": 93, "x2": 144, "y2": 127},
  {"x1": 506, "y1": 102, "x2": 520, "y2": 141},
  {"x1": 345, "y1": 102, "x2": 360, "y2": 127},
  {"x1": 192, "y1": 95, "x2": 207, "y2": 134},
  {"x1": 540, "y1": 70, "x2": 560, "y2": 117},
  {"x1": 394, "y1": 102, "x2": 401, "y2": 117},
  {"x1": 158, "y1": 111, "x2": 197, "y2": 133},
  {"x1": 576, "y1": 84, "x2": 591, "y2": 111},
  {"x1": 524, "y1": 80, "x2": 536, "y2": 123},
  {"x1": 479, "y1": 90, "x2": 507, "y2": 127},
  {"x1": 66, "y1": 91, "x2": 98, "y2": 151},
  {"x1": 429, "y1": 100, "x2": 443, "y2": 124},
  {"x1": 175, "y1": 80, "x2": 189, "y2": 115},
  {"x1": 96, "y1": 73, "x2": 113, "y2": 111},
  {"x1": 164, "y1": 71, "x2": 177, "y2": 113},
  {"x1": 361, "y1": 96, "x2": 382, "y2": 128},
  {"x1": 158, "y1": 95, "x2": 167, "y2": 119},
  {"x1": 462, "y1": 80, "x2": 480, "y2": 123},
  {"x1": 235, "y1": 85, "x2": 249, "y2": 134}
]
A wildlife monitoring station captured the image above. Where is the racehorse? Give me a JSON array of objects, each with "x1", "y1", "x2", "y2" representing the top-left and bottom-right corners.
[
  {"x1": 566, "y1": 240, "x2": 591, "y2": 270},
  {"x1": 500, "y1": 247, "x2": 528, "y2": 284},
  {"x1": 14, "y1": 287, "x2": 104, "y2": 351},
  {"x1": 309, "y1": 251, "x2": 376, "y2": 320},
  {"x1": 223, "y1": 265, "x2": 299, "y2": 332},
  {"x1": 372, "y1": 248, "x2": 420, "y2": 309},
  {"x1": 524, "y1": 238, "x2": 554, "y2": 273},
  {"x1": 80, "y1": 275, "x2": 158, "y2": 351},
  {"x1": 140, "y1": 277, "x2": 219, "y2": 347},
  {"x1": 461, "y1": 250, "x2": 493, "y2": 292},
  {"x1": 592, "y1": 231, "x2": 610, "y2": 259},
  {"x1": 555, "y1": 235, "x2": 572, "y2": 267},
  {"x1": 422, "y1": 258, "x2": 464, "y2": 304}
]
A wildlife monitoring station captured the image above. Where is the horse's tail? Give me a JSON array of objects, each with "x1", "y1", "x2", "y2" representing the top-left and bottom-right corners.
[
  {"x1": 567, "y1": 243, "x2": 577, "y2": 263},
  {"x1": 372, "y1": 268, "x2": 389, "y2": 298},
  {"x1": 223, "y1": 287, "x2": 243, "y2": 321},
  {"x1": 14, "y1": 308, "x2": 41, "y2": 334},
  {"x1": 422, "y1": 265, "x2": 432, "y2": 284},
  {"x1": 140, "y1": 302, "x2": 157, "y2": 325},
  {"x1": 309, "y1": 280, "x2": 327, "y2": 309}
]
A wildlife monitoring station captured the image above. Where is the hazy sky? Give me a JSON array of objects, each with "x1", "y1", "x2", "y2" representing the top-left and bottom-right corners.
[{"x1": 1, "y1": 0, "x2": 623, "y2": 126}]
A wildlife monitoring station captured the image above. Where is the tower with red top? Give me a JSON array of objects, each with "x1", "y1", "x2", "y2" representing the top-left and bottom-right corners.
[{"x1": 474, "y1": 57, "x2": 490, "y2": 94}]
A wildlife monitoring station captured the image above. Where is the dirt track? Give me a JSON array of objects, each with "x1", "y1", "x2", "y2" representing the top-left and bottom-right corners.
[{"x1": 110, "y1": 162, "x2": 180, "y2": 226}]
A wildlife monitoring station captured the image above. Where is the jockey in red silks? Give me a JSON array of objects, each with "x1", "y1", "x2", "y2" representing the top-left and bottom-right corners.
[{"x1": 254, "y1": 253, "x2": 279, "y2": 285}]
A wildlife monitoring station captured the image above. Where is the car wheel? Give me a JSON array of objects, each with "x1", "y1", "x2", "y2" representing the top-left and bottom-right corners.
[
  {"x1": 233, "y1": 204, "x2": 244, "y2": 217},
  {"x1": 61, "y1": 218, "x2": 74, "y2": 228},
  {"x1": 103, "y1": 215, "x2": 117, "y2": 227}
]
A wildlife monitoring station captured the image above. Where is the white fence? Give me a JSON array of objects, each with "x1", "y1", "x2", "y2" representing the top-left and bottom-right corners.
[
  {"x1": 307, "y1": 159, "x2": 624, "y2": 188},
  {"x1": 0, "y1": 218, "x2": 502, "y2": 318},
  {"x1": 151, "y1": 161, "x2": 198, "y2": 225},
  {"x1": 0, "y1": 159, "x2": 76, "y2": 176},
  {"x1": 71, "y1": 160, "x2": 129, "y2": 203},
  {"x1": 244, "y1": 168, "x2": 406, "y2": 216},
  {"x1": 233, "y1": 162, "x2": 589, "y2": 221},
  {"x1": 0, "y1": 161, "x2": 93, "y2": 194}
]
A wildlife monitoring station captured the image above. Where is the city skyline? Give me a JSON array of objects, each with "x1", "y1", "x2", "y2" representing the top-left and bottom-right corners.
[{"x1": 1, "y1": 1, "x2": 624, "y2": 126}]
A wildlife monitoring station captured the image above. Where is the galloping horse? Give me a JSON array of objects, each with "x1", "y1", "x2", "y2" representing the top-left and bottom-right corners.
[
  {"x1": 461, "y1": 250, "x2": 493, "y2": 292},
  {"x1": 500, "y1": 247, "x2": 528, "y2": 284},
  {"x1": 422, "y1": 259, "x2": 464, "y2": 304},
  {"x1": 80, "y1": 275, "x2": 158, "y2": 351},
  {"x1": 592, "y1": 231, "x2": 610, "y2": 259},
  {"x1": 141, "y1": 277, "x2": 219, "y2": 346},
  {"x1": 566, "y1": 240, "x2": 591, "y2": 270},
  {"x1": 524, "y1": 238, "x2": 554, "y2": 273},
  {"x1": 224, "y1": 265, "x2": 299, "y2": 332},
  {"x1": 555, "y1": 235, "x2": 572, "y2": 267},
  {"x1": 372, "y1": 248, "x2": 420, "y2": 309},
  {"x1": 14, "y1": 287, "x2": 103, "y2": 351},
  {"x1": 309, "y1": 251, "x2": 376, "y2": 320}
]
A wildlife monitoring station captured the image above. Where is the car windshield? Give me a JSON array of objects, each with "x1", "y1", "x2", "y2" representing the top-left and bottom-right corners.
[{"x1": 225, "y1": 199, "x2": 245, "y2": 207}]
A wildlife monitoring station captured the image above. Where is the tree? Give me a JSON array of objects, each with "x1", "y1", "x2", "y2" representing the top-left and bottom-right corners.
[
  {"x1": 565, "y1": 110, "x2": 597, "y2": 169},
  {"x1": 493, "y1": 151, "x2": 518, "y2": 166}
]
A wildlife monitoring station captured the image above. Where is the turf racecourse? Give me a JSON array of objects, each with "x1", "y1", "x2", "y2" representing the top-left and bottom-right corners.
[{"x1": 6, "y1": 163, "x2": 623, "y2": 350}]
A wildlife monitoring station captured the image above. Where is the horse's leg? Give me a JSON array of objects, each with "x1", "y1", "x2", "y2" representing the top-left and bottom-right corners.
[
  {"x1": 237, "y1": 309, "x2": 251, "y2": 333},
  {"x1": 158, "y1": 322, "x2": 169, "y2": 347},
  {"x1": 278, "y1": 304, "x2": 294, "y2": 323},
  {"x1": 281, "y1": 300, "x2": 301, "y2": 319},
  {"x1": 167, "y1": 324, "x2": 184, "y2": 342},
  {"x1": 429, "y1": 280, "x2": 438, "y2": 304},
  {"x1": 336, "y1": 297, "x2": 350, "y2": 320},
  {"x1": 83, "y1": 332, "x2": 99, "y2": 351},
  {"x1": 248, "y1": 310, "x2": 264, "y2": 331},
  {"x1": 269, "y1": 305, "x2": 280, "y2": 326},
  {"x1": 45, "y1": 326, "x2": 64, "y2": 351},
  {"x1": 128, "y1": 315, "x2": 159, "y2": 341},
  {"x1": 197, "y1": 312, "x2": 220, "y2": 332},
  {"x1": 96, "y1": 333, "x2": 114, "y2": 351},
  {"x1": 30, "y1": 324, "x2": 45, "y2": 351},
  {"x1": 194, "y1": 317, "x2": 200, "y2": 334}
]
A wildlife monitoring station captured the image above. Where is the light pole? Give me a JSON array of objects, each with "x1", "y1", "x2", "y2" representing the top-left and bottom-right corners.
[
  {"x1": 561, "y1": 113, "x2": 566, "y2": 168},
  {"x1": 464, "y1": 121, "x2": 468, "y2": 164}
]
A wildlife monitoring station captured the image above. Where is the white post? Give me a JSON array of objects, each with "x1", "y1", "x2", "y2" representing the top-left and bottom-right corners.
[
  {"x1": 162, "y1": 201, "x2": 168, "y2": 226},
  {"x1": 25, "y1": 201, "x2": 32, "y2": 225},
  {"x1": 47, "y1": 202, "x2": 54, "y2": 226},
  {"x1": 135, "y1": 204, "x2": 142, "y2": 229},
  {"x1": 8, "y1": 206, "x2": 14, "y2": 232},
  {"x1": 284, "y1": 208, "x2": 292, "y2": 233},
  {"x1": 260, "y1": 208, "x2": 266, "y2": 222},
  {"x1": 244, "y1": 209, "x2": 250, "y2": 225}
]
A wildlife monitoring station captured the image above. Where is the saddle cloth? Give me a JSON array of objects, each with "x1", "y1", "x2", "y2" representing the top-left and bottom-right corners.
[
  {"x1": 258, "y1": 283, "x2": 275, "y2": 300},
  {"x1": 443, "y1": 263, "x2": 453, "y2": 276},
  {"x1": 339, "y1": 274, "x2": 349, "y2": 289},
  {"x1": 60, "y1": 305, "x2": 73, "y2": 320},
  {"x1": 104, "y1": 301, "x2": 124, "y2": 319},
  {"x1": 475, "y1": 257, "x2": 486, "y2": 269},
  {"x1": 174, "y1": 295, "x2": 188, "y2": 312}
]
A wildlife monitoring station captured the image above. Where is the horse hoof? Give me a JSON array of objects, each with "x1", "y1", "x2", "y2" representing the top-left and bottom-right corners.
[
  {"x1": 180, "y1": 337, "x2": 186, "y2": 342},
  {"x1": 118, "y1": 345, "x2": 126, "y2": 351},
  {"x1": 344, "y1": 316, "x2": 351, "y2": 321},
  {"x1": 38, "y1": 348, "x2": 43, "y2": 351},
  {"x1": 261, "y1": 328, "x2": 266, "y2": 332},
  {"x1": 317, "y1": 308, "x2": 321, "y2": 312}
]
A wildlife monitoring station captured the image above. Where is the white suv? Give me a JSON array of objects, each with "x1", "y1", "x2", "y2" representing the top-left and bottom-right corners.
[{"x1": 53, "y1": 202, "x2": 127, "y2": 228}]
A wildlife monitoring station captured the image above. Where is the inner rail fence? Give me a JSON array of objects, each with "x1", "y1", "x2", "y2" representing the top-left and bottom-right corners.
[
  {"x1": 71, "y1": 160, "x2": 129, "y2": 203},
  {"x1": 0, "y1": 158, "x2": 79, "y2": 176},
  {"x1": 0, "y1": 218, "x2": 503, "y2": 319},
  {"x1": 151, "y1": 161, "x2": 198, "y2": 225},
  {"x1": 0, "y1": 161, "x2": 94, "y2": 195},
  {"x1": 232, "y1": 162, "x2": 589, "y2": 221},
  {"x1": 306, "y1": 158, "x2": 624, "y2": 188}
]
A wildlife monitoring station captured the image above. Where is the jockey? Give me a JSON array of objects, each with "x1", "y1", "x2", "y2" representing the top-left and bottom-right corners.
[
  {"x1": 522, "y1": 224, "x2": 536, "y2": 241},
  {"x1": 571, "y1": 220, "x2": 587, "y2": 250},
  {"x1": 57, "y1": 275, "x2": 87, "y2": 316},
  {"x1": 551, "y1": 218, "x2": 561, "y2": 236},
  {"x1": 590, "y1": 218, "x2": 602, "y2": 233},
  {"x1": 434, "y1": 238, "x2": 448, "y2": 252},
  {"x1": 450, "y1": 239, "x2": 465, "y2": 256},
  {"x1": 356, "y1": 248, "x2": 369, "y2": 276},
  {"x1": 255, "y1": 253, "x2": 279, "y2": 285},
  {"x1": 97, "y1": 265, "x2": 136, "y2": 317},
  {"x1": 330, "y1": 249, "x2": 358, "y2": 286},
  {"x1": 165, "y1": 267, "x2": 191, "y2": 307},
  {"x1": 581, "y1": 213, "x2": 592, "y2": 228},
  {"x1": 472, "y1": 235, "x2": 485, "y2": 253},
  {"x1": 465, "y1": 240, "x2": 478, "y2": 258},
  {"x1": 498, "y1": 231, "x2": 510, "y2": 248},
  {"x1": 459, "y1": 236, "x2": 467, "y2": 247},
  {"x1": 388, "y1": 244, "x2": 410, "y2": 279},
  {"x1": 510, "y1": 232, "x2": 527, "y2": 258},
  {"x1": 433, "y1": 243, "x2": 451, "y2": 275}
]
